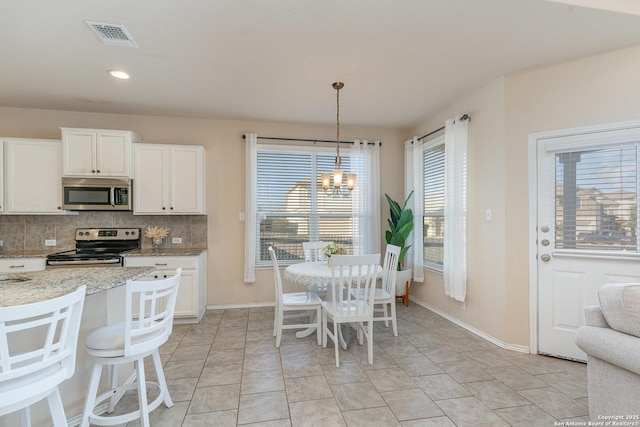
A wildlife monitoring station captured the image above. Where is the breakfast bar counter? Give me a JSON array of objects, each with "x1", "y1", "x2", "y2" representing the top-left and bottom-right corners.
[{"x1": 0, "y1": 266, "x2": 154, "y2": 307}]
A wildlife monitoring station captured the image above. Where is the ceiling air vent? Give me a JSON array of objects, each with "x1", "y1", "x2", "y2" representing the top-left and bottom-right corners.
[{"x1": 86, "y1": 21, "x2": 138, "y2": 48}]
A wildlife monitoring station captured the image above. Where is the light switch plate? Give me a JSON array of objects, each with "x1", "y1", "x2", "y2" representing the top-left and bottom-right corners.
[{"x1": 45, "y1": 239, "x2": 57, "y2": 246}]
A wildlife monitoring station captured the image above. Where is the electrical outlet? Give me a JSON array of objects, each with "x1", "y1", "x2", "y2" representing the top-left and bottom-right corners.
[
  {"x1": 239, "y1": 212, "x2": 245, "y2": 221},
  {"x1": 172, "y1": 237, "x2": 182, "y2": 244},
  {"x1": 45, "y1": 239, "x2": 57, "y2": 246},
  {"x1": 0, "y1": 240, "x2": 3, "y2": 247}
]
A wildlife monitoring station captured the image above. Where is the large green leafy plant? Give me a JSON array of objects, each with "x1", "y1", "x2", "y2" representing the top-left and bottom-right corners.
[{"x1": 385, "y1": 191, "x2": 414, "y2": 271}]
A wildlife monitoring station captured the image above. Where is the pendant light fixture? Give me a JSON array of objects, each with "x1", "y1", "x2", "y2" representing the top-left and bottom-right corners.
[{"x1": 321, "y1": 82, "x2": 356, "y2": 196}]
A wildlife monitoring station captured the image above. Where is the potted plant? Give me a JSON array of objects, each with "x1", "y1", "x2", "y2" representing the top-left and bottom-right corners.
[{"x1": 385, "y1": 191, "x2": 414, "y2": 301}]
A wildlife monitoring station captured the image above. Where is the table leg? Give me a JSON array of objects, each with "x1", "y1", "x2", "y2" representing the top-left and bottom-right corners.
[{"x1": 296, "y1": 309, "x2": 318, "y2": 338}]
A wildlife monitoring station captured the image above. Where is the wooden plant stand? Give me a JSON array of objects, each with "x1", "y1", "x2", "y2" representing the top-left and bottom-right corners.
[{"x1": 396, "y1": 280, "x2": 410, "y2": 307}]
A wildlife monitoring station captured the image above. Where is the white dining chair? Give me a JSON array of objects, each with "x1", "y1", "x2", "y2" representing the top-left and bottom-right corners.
[
  {"x1": 322, "y1": 253, "x2": 381, "y2": 367},
  {"x1": 352, "y1": 244, "x2": 401, "y2": 336},
  {"x1": 80, "y1": 269, "x2": 181, "y2": 427},
  {"x1": 302, "y1": 241, "x2": 329, "y2": 262},
  {"x1": 269, "y1": 246, "x2": 322, "y2": 347},
  {"x1": 0, "y1": 286, "x2": 86, "y2": 427}
]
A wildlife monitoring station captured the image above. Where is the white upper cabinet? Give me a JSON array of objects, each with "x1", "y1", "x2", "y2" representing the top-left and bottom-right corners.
[
  {"x1": 133, "y1": 144, "x2": 206, "y2": 215},
  {"x1": 4, "y1": 138, "x2": 65, "y2": 214},
  {"x1": 61, "y1": 128, "x2": 140, "y2": 177}
]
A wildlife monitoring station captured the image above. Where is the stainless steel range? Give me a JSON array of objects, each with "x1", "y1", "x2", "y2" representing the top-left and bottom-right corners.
[{"x1": 46, "y1": 228, "x2": 140, "y2": 267}]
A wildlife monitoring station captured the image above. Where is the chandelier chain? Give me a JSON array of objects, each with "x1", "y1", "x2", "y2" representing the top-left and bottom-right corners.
[{"x1": 336, "y1": 84, "x2": 340, "y2": 159}]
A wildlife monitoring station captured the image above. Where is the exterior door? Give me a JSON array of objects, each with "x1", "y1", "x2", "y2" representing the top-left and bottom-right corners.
[{"x1": 535, "y1": 122, "x2": 640, "y2": 361}]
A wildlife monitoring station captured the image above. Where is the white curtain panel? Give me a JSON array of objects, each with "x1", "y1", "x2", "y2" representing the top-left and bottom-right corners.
[
  {"x1": 243, "y1": 133, "x2": 258, "y2": 283},
  {"x1": 404, "y1": 137, "x2": 424, "y2": 282},
  {"x1": 443, "y1": 116, "x2": 468, "y2": 302},
  {"x1": 351, "y1": 140, "x2": 381, "y2": 255}
]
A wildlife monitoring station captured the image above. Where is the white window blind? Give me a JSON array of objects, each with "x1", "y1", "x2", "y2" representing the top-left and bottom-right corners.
[
  {"x1": 555, "y1": 144, "x2": 638, "y2": 251},
  {"x1": 255, "y1": 145, "x2": 372, "y2": 265},
  {"x1": 423, "y1": 141, "x2": 445, "y2": 267}
]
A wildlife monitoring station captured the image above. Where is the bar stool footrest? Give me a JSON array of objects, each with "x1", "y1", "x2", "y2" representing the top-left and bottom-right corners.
[{"x1": 88, "y1": 381, "x2": 164, "y2": 426}]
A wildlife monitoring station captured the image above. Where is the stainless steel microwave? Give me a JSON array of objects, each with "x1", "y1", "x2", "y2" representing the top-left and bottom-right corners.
[{"x1": 62, "y1": 177, "x2": 132, "y2": 211}]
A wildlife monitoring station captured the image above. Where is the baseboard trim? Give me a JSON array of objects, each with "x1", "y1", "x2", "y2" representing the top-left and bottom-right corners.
[
  {"x1": 207, "y1": 301, "x2": 275, "y2": 310},
  {"x1": 408, "y1": 296, "x2": 530, "y2": 355}
]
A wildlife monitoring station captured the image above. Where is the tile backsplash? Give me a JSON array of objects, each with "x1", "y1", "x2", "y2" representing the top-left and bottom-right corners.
[{"x1": 0, "y1": 212, "x2": 207, "y2": 251}]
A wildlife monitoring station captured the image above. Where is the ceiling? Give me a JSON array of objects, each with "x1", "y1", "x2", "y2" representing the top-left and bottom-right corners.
[{"x1": 3, "y1": 0, "x2": 640, "y2": 129}]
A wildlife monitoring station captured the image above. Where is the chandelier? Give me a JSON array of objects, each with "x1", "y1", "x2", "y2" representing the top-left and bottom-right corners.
[{"x1": 321, "y1": 82, "x2": 356, "y2": 196}]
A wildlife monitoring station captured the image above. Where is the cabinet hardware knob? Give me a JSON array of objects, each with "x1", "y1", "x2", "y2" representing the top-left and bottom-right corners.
[
  {"x1": 97, "y1": 170, "x2": 100, "y2": 173},
  {"x1": 91, "y1": 170, "x2": 96, "y2": 173}
]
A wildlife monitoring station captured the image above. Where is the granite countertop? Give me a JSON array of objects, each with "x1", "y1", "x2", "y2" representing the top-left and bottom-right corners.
[
  {"x1": 0, "y1": 249, "x2": 70, "y2": 259},
  {"x1": 0, "y1": 266, "x2": 154, "y2": 307},
  {"x1": 0, "y1": 247, "x2": 207, "y2": 259},
  {"x1": 123, "y1": 248, "x2": 207, "y2": 257}
]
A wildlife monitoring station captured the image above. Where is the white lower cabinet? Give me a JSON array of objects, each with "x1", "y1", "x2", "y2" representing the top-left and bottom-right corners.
[
  {"x1": 124, "y1": 251, "x2": 207, "y2": 323},
  {"x1": 0, "y1": 258, "x2": 46, "y2": 273}
]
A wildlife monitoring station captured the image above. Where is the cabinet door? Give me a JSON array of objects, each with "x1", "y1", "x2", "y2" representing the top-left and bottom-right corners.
[
  {"x1": 133, "y1": 144, "x2": 168, "y2": 214},
  {"x1": 5, "y1": 139, "x2": 64, "y2": 214},
  {"x1": 174, "y1": 269, "x2": 197, "y2": 318},
  {"x1": 170, "y1": 146, "x2": 205, "y2": 214},
  {"x1": 96, "y1": 132, "x2": 132, "y2": 177},
  {"x1": 62, "y1": 130, "x2": 96, "y2": 176}
]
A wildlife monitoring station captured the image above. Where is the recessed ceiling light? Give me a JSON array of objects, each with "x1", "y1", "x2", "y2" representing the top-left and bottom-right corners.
[{"x1": 109, "y1": 70, "x2": 130, "y2": 80}]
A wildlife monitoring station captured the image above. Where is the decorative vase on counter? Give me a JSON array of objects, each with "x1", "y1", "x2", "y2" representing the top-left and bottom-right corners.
[{"x1": 152, "y1": 237, "x2": 163, "y2": 251}]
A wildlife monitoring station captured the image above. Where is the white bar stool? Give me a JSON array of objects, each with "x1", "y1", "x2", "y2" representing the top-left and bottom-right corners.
[
  {"x1": 80, "y1": 269, "x2": 181, "y2": 427},
  {"x1": 0, "y1": 285, "x2": 86, "y2": 427}
]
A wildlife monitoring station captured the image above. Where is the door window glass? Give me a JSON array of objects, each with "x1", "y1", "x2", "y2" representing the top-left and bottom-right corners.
[{"x1": 555, "y1": 145, "x2": 637, "y2": 251}]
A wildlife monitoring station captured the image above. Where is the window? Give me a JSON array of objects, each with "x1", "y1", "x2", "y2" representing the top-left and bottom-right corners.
[
  {"x1": 422, "y1": 138, "x2": 445, "y2": 268},
  {"x1": 555, "y1": 144, "x2": 638, "y2": 251},
  {"x1": 252, "y1": 143, "x2": 379, "y2": 267}
]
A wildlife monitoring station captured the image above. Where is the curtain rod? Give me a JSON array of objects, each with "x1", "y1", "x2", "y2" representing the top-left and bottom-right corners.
[
  {"x1": 417, "y1": 114, "x2": 470, "y2": 141},
  {"x1": 242, "y1": 134, "x2": 381, "y2": 147}
]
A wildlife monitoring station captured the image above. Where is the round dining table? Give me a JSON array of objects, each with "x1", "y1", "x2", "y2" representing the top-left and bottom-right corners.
[
  {"x1": 284, "y1": 261, "x2": 382, "y2": 339},
  {"x1": 284, "y1": 261, "x2": 382, "y2": 288}
]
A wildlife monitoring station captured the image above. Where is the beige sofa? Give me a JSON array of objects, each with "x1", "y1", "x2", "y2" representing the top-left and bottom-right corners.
[{"x1": 575, "y1": 283, "x2": 640, "y2": 420}]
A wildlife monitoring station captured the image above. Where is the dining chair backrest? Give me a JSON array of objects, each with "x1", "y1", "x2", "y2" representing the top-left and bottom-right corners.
[
  {"x1": 303, "y1": 241, "x2": 329, "y2": 262},
  {"x1": 124, "y1": 269, "x2": 181, "y2": 357},
  {"x1": 268, "y1": 246, "x2": 284, "y2": 302},
  {"x1": 0, "y1": 285, "x2": 86, "y2": 385},
  {"x1": 381, "y1": 244, "x2": 401, "y2": 295},
  {"x1": 329, "y1": 253, "x2": 381, "y2": 315}
]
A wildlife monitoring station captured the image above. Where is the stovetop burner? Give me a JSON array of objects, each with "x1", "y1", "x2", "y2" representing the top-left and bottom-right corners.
[{"x1": 46, "y1": 228, "x2": 141, "y2": 267}]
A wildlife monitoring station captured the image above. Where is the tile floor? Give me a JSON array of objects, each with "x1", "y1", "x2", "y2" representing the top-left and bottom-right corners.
[{"x1": 115, "y1": 302, "x2": 589, "y2": 426}]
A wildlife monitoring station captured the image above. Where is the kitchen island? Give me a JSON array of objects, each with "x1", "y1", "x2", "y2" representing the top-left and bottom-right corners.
[
  {"x1": 0, "y1": 266, "x2": 156, "y2": 427},
  {"x1": 0, "y1": 266, "x2": 154, "y2": 307}
]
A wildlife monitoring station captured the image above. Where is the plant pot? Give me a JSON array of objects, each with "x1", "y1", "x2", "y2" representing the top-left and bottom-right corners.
[
  {"x1": 395, "y1": 268, "x2": 412, "y2": 296},
  {"x1": 395, "y1": 268, "x2": 412, "y2": 307}
]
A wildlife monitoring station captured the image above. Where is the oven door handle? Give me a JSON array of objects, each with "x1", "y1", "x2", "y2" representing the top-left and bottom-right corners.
[
  {"x1": 110, "y1": 187, "x2": 116, "y2": 207},
  {"x1": 47, "y1": 258, "x2": 122, "y2": 266}
]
